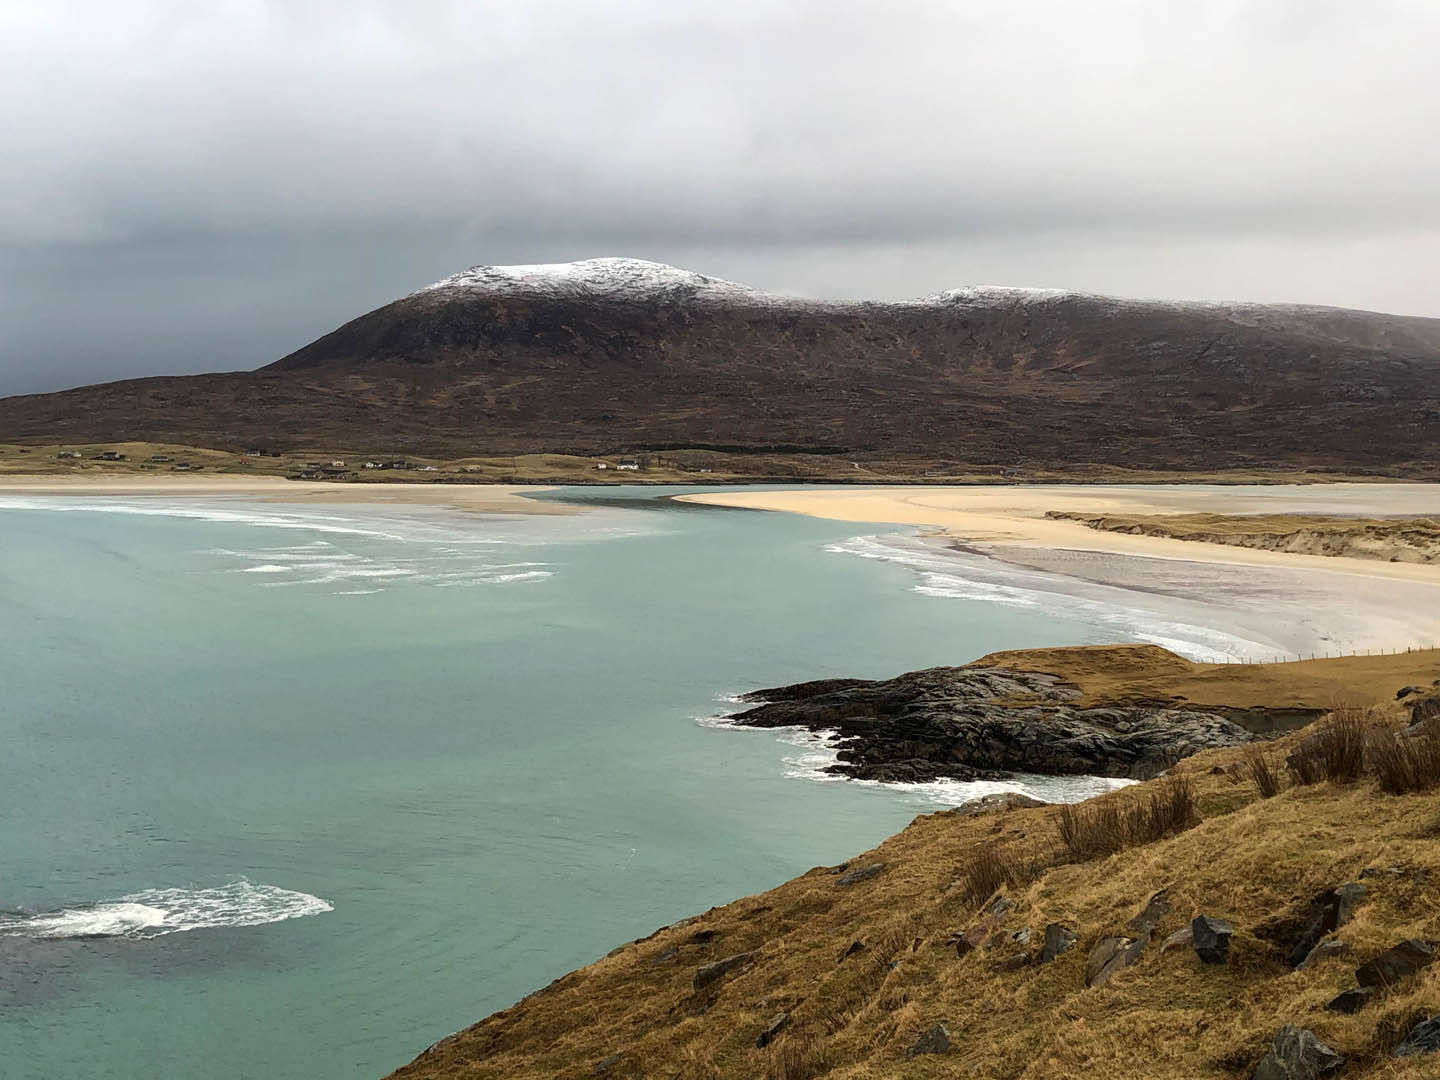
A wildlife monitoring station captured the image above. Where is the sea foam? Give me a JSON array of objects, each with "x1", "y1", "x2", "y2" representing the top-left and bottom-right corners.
[{"x1": 0, "y1": 881, "x2": 333, "y2": 940}]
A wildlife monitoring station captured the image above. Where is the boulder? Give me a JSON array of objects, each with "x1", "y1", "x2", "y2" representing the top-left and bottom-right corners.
[
  {"x1": 1086, "y1": 934, "x2": 1147, "y2": 988},
  {"x1": 952, "y1": 916, "x2": 1001, "y2": 957},
  {"x1": 994, "y1": 952, "x2": 1032, "y2": 972},
  {"x1": 1251, "y1": 1026, "x2": 1345, "y2": 1080},
  {"x1": 692, "y1": 951, "x2": 755, "y2": 990},
  {"x1": 1332, "y1": 883, "x2": 1366, "y2": 926},
  {"x1": 1324, "y1": 987, "x2": 1374, "y2": 1014},
  {"x1": 906, "y1": 1025, "x2": 952, "y2": 1058},
  {"x1": 1397, "y1": 685, "x2": 1419, "y2": 699},
  {"x1": 1355, "y1": 938, "x2": 1436, "y2": 988},
  {"x1": 1296, "y1": 940, "x2": 1350, "y2": 970},
  {"x1": 755, "y1": 1012, "x2": 790, "y2": 1049},
  {"x1": 1041, "y1": 923, "x2": 1078, "y2": 963},
  {"x1": 835, "y1": 864, "x2": 886, "y2": 886},
  {"x1": 592, "y1": 1055, "x2": 622, "y2": 1075},
  {"x1": 1192, "y1": 915, "x2": 1234, "y2": 965},
  {"x1": 839, "y1": 940, "x2": 866, "y2": 962},
  {"x1": 1394, "y1": 1017, "x2": 1440, "y2": 1058}
]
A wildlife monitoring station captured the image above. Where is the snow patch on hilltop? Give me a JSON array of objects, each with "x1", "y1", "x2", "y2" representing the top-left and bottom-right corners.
[{"x1": 418, "y1": 257, "x2": 805, "y2": 306}]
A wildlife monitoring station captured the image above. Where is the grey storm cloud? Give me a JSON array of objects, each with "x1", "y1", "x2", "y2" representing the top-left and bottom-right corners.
[{"x1": 2, "y1": 0, "x2": 1439, "y2": 394}]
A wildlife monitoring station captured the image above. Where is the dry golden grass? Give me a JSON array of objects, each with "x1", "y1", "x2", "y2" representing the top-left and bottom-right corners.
[
  {"x1": 385, "y1": 650, "x2": 1440, "y2": 1080},
  {"x1": 1051, "y1": 510, "x2": 1440, "y2": 564}
]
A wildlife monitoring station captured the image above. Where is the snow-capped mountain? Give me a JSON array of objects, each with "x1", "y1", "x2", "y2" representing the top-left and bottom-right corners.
[{"x1": 3, "y1": 258, "x2": 1437, "y2": 476}]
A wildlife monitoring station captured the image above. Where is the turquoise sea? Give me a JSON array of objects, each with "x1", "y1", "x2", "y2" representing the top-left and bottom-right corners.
[{"x1": 2, "y1": 486, "x2": 1176, "y2": 1078}]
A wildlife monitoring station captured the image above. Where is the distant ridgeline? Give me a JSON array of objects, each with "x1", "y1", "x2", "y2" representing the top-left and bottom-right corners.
[{"x1": 3, "y1": 259, "x2": 1439, "y2": 476}]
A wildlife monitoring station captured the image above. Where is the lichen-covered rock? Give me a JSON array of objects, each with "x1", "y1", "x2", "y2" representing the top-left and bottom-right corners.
[
  {"x1": 755, "y1": 1012, "x2": 789, "y2": 1049},
  {"x1": 1041, "y1": 923, "x2": 1078, "y2": 963},
  {"x1": 906, "y1": 1025, "x2": 951, "y2": 1057},
  {"x1": 835, "y1": 864, "x2": 885, "y2": 887},
  {"x1": 1086, "y1": 934, "x2": 1147, "y2": 987},
  {"x1": 1251, "y1": 1026, "x2": 1345, "y2": 1080},
  {"x1": 1394, "y1": 1017, "x2": 1440, "y2": 1058}
]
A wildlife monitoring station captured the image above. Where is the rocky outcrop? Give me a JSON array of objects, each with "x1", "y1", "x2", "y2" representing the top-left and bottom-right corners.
[{"x1": 728, "y1": 665, "x2": 1273, "y2": 782}]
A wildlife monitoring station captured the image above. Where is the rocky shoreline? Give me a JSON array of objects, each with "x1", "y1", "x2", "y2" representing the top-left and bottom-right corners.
[{"x1": 725, "y1": 663, "x2": 1322, "y2": 784}]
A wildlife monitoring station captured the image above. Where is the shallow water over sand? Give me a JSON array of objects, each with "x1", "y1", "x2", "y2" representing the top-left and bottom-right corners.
[{"x1": 0, "y1": 485, "x2": 1284, "y2": 1078}]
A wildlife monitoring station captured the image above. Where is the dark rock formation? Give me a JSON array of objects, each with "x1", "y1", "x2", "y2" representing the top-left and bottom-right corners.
[
  {"x1": 906, "y1": 1025, "x2": 952, "y2": 1057},
  {"x1": 1129, "y1": 890, "x2": 1172, "y2": 934},
  {"x1": 1394, "y1": 1017, "x2": 1440, "y2": 1058},
  {"x1": 1355, "y1": 938, "x2": 1436, "y2": 987},
  {"x1": 731, "y1": 667, "x2": 1271, "y2": 782},
  {"x1": 1041, "y1": 923, "x2": 1078, "y2": 963},
  {"x1": 1324, "y1": 987, "x2": 1374, "y2": 1014},
  {"x1": 1192, "y1": 916, "x2": 1234, "y2": 964},
  {"x1": 1251, "y1": 1027, "x2": 1345, "y2": 1080},
  {"x1": 1286, "y1": 883, "x2": 1367, "y2": 967},
  {"x1": 692, "y1": 952, "x2": 755, "y2": 990}
]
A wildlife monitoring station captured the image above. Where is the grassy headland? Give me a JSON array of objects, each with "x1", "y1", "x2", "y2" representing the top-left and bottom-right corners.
[{"x1": 386, "y1": 646, "x2": 1440, "y2": 1080}]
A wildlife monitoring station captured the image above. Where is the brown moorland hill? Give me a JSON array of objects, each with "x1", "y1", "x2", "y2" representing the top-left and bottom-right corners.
[
  {"x1": 2, "y1": 260, "x2": 1439, "y2": 476},
  {"x1": 385, "y1": 646, "x2": 1440, "y2": 1080}
]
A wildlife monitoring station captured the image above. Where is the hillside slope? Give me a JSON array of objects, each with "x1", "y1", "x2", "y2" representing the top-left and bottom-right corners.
[
  {"x1": 3, "y1": 259, "x2": 1439, "y2": 474},
  {"x1": 386, "y1": 647, "x2": 1440, "y2": 1080}
]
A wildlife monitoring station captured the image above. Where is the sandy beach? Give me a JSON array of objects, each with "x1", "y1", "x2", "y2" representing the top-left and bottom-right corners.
[
  {"x1": 0, "y1": 475, "x2": 572, "y2": 514},
  {"x1": 678, "y1": 484, "x2": 1440, "y2": 582},
  {"x1": 679, "y1": 484, "x2": 1440, "y2": 657}
]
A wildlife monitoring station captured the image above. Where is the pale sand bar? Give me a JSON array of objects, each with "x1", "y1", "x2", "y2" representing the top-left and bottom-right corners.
[{"x1": 0, "y1": 475, "x2": 571, "y2": 514}]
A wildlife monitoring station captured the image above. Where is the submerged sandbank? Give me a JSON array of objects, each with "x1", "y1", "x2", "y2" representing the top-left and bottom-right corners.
[{"x1": 0, "y1": 475, "x2": 572, "y2": 514}]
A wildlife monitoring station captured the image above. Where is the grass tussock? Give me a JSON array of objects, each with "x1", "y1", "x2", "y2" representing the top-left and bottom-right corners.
[
  {"x1": 765, "y1": 1034, "x2": 828, "y2": 1080},
  {"x1": 958, "y1": 844, "x2": 1015, "y2": 907},
  {"x1": 1288, "y1": 707, "x2": 1371, "y2": 784},
  {"x1": 1056, "y1": 774, "x2": 1196, "y2": 861},
  {"x1": 1368, "y1": 726, "x2": 1440, "y2": 795},
  {"x1": 1242, "y1": 744, "x2": 1283, "y2": 798}
]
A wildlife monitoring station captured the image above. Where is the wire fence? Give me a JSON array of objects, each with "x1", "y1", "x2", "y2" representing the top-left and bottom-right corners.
[{"x1": 1208, "y1": 644, "x2": 1440, "y2": 665}]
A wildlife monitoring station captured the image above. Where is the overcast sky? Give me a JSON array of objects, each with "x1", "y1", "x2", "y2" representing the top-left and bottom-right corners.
[{"x1": 2, "y1": 0, "x2": 1438, "y2": 396}]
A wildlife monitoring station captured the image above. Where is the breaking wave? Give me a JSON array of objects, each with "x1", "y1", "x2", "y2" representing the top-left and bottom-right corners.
[
  {"x1": 823, "y1": 533, "x2": 1274, "y2": 662},
  {"x1": 0, "y1": 881, "x2": 333, "y2": 940},
  {"x1": 697, "y1": 715, "x2": 1135, "y2": 809}
]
